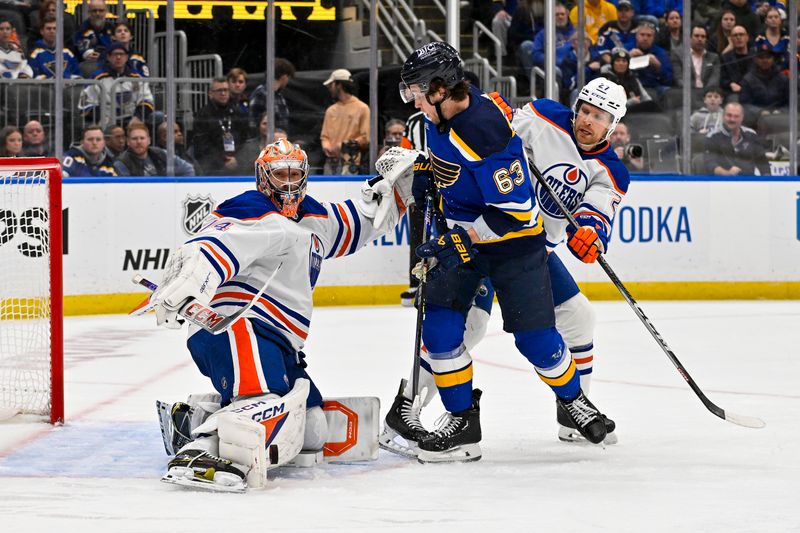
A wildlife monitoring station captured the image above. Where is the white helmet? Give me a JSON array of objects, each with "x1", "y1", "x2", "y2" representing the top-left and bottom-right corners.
[{"x1": 572, "y1": 78, "x2": 627, "y2": 140}]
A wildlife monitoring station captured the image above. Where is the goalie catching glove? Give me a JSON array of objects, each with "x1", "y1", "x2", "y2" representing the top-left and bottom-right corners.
[
  {"x1": 153, "y1": 243, "x2": 222, "y2": 328},
  {"x1": 364, "y1": 146, "x2": 419, "y2": 228},
  {"x1": 566, "y1": 213, "x2": 609, "y2": 263},
  {"x1": 416, "y1": 225, "x2": 476, "y2": 278}
]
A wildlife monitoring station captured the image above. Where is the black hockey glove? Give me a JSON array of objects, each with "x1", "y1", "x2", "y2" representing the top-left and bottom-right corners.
[
  {"x1": 415, "y1": 226, "x2": 475, "y2": 277},
  {"x1": 411, "y1": 153, "x2": 435, "y2": 207}
]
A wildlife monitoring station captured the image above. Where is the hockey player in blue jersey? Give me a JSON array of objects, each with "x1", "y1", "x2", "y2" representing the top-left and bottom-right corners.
[
  {"x1": 381, "y1": 75, "x2": 630, "y2": 458},
  {"x1": 389, "y1": 42, "x2": 610, "y2": 463}
]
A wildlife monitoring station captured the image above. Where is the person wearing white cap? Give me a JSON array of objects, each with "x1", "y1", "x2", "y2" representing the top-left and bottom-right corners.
[{"x1": 320, "y1": 68, "x2": 370, "y2": 174}]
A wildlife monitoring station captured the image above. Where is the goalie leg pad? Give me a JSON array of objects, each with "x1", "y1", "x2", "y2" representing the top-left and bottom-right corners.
[{"x1": 323, "y1": 397, "x2": 380, "y2": 462}]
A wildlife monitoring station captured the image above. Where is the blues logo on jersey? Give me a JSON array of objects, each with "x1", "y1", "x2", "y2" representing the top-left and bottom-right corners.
[{"x1": 535, "y1": 163, "x2": 588, "y2": 219}]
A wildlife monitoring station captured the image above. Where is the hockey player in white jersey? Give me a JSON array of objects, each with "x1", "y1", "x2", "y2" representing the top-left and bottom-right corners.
[
  {"x1": 381, "y1": 78, "x2": 630, "y2": 456},
  {"x1": 148, "y1": 139, "x2": 417, "y2": 491}
]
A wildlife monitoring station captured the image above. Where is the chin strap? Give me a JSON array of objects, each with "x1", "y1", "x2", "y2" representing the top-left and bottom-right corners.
[{"x1": 427, "y1": 90, "x2": 451, "y2": 131}]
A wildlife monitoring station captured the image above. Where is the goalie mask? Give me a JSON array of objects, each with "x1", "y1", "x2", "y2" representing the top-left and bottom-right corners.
[{"x1": 256, "y1": 139, "x2": 309, "y2": 218}]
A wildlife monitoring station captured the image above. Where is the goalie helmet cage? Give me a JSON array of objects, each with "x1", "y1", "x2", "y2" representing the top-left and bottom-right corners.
[{"x1": 0, "y1": 157, "x2": 63, "y2": 424}]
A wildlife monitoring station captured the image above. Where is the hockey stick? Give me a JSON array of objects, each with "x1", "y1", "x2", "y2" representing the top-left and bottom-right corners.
[
  {"x1": 411, "y1": 193, "x2": 435, "y2": 403},
  {"x1": 526, "y1": 156, "x2": 765, "y2": 429},
  {"x1": 129, "y1": 262, "x2": 283, "y2": 335}
]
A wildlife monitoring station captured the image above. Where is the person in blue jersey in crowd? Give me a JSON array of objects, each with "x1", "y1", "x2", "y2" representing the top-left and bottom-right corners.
[
  {"x1": 382, "y1": 42, "x2": 611, "y2": 464},
  {"x1": 28, "y1": 15, "x2": 82, "y2": 79},
  {"x1": 147, "y1": 140, "x2": 418, "y2": 491},
  {"x1": 61, "y1": 125, "x2": 117, "y2": 178},
  {"x1": 382, "y1": 71, "x2": 630, "y2": 459}
]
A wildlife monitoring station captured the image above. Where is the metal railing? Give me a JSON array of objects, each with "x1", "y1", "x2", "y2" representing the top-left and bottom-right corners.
[
  {"x1": 152, "y1": 30, "x2": 188, "y2": 78},
  {"x1": 360, "y1": 0, "x2": 428, "y2": 62}
]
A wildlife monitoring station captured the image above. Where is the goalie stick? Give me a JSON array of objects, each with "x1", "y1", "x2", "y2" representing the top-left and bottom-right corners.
[
  {"x1": 129, "y1": 263, "x2": 283, "y2": 335},
  {"x1": 526, "y1": 154, "x2": 765, "y2": 429}
]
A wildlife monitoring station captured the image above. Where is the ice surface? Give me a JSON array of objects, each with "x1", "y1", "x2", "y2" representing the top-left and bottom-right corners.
[{"x1": 1, "y1": 301, "x2": 798, "y2": 532}]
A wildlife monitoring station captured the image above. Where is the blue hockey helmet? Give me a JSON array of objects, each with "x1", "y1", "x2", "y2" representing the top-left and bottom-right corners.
[{"x1": 399, "y1": 41, "x2": 464, "y2": 103}]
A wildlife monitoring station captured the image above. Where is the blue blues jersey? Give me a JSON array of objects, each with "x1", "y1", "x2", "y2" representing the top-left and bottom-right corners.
[
  {"x1": 61, "y1": 147, "x2": 117, "y2": 178},
  {"x1": 28, "y1": 39, "x2": 82, "y2": 79},
  {"x1": 423, "y1": 85, "x2": 543, "y2": 248}
]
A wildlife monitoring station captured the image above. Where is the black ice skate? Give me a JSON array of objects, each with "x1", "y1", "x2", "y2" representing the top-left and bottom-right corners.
[
  {"x1": 555, "y1": 390, "x2": 608, "y2": 445},
  {"x1": 379, "y1": 379, "x2": 431, "y2": 458},
  {"x1": 162, "y1": 449, "x2": 248, "y2": 493},
  {"x1": 557, "y1": 400, "x2": 617, "y2": 445},
  {"x1": 417, "y1": 389, "x2": 482, "y2": 464}
]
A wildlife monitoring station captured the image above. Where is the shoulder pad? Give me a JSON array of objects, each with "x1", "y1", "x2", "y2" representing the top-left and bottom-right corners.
[
  {"x1": 214, "y1": 190, "x2": 281, "y2": 220},
  {"x1": 298, "y1": 195, "x2": 328, "y2": 218}
]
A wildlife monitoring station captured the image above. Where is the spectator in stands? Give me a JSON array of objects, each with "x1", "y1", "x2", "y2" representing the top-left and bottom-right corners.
[
  {"x1": 706, "y1": 101, "x2": 769, "y2": 175},
  {"x1": 320, "y1": 68, "x2": 370, "y2": 175},
  {"x1": 378, "y1": 118, "x2": 412, "y2": 157},
  {"x1": 0, "y1": 125, "x2": 22, "y2": 157},
  {"x1": 104, "y1": 124, "x2": 125, "y2": 158},
  {"x1": 723, "y1": 0, "x2": 762, "y2": 42},
  {"x1": 28, "y1": 15, "x2": 81, "y2": 79},
  {"x1": 237, "y1": 112, "x2": 271, "y2": 174},
  {"x1": 227, "y1": 68, "x2": 249, "y2": 117},
  {"x1": 673, "y1": 25, "x2": 721, "y2": 104},
  {"x1": 740, "y1": 44, "x2": 789, "y2": 121},
  {"x1": 630, "y1": 0, "x2": 680, "y2": 19},
  {"x1": 561, "y1": 30, "x2": 603, "y2": 97},
  {"x1": 79, "y1": 42, "x2": 154, "y2": 127},
  {"x1": 21, "y1": 120, "x2": 50, "y2": 156},
  {"x1": 520, "y1": 2, "x2": 573, "y2": 81},
  {"x1": 629, "y1": 21, "x2": 673, "y2": 96},
  {"x1": 61, "y1": 124, "x2": 117, "y2": 177},
  {"x1": 709, "y1": 9, "x2": 736, "y2": 55},
  {"x1": 721, "y1": 25, "x2": 754, "y2": 98},
  {"x1": 596, "y1": 0, "x2": 638, "y2": 61},
  {"x1": 656, "y1": 9, "x2": 683, "y2": 56},
  {"x1": 753, "y1": 7, "x2": 789, "y2": 70},
  {"x1": 490, "y1": 0, "x2": 517, "y2": 57},
  {"x1": 0, "y1": 15, "x2": 32, "y2": 78},
  {"x1": 114, "y1": 122, "x2": 194, "y2": 176},
  {"x1": 249, "y1": 57, "x2": 295, "y2": 134},
  {"x1": 0, "y1": 1, "x2": 26, "y2": 45},
  {"x1": 569, "y1": 0, "x2": 617, "y2": 44},
  {"x1": 690, "y1": 86, "x2": 724, "y2": 134},
  {"x1": 109, "y1": 22, "x2": 149, "y2": 77},
  {"x1": 191, "y1": 77, "x2": 249, "y2": 175},
  {"x1": 694, "y1": 0, "x2": 725, "y2": 29},
  {"x1": 508, "y1": 0, "x2": 544, "y2": 69},
  {"x1": 610, "y1": 121, "x2": 645, "y2": 170},
  {"x1": 29, "y1": 0, "x2": 76, "y2": 50},
  {"x1": 156, "y1": 121, "x2": 202, "y2": 175},
  {"x1": 73, "y1": 0, "x2": 114, "y2": 77},
  {"x1": 601, "y1": 47, "x2": 656, "y2": 112}
]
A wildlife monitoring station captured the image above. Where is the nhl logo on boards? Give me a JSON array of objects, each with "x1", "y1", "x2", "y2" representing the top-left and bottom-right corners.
[{"x1": 182, "y1": 195, "x2": 215, "y2": 235}]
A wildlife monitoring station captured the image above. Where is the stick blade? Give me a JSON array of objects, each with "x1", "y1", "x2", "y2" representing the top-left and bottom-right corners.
[{"x1": 724, "y1": 411, "x2": 766, "y2": 429}]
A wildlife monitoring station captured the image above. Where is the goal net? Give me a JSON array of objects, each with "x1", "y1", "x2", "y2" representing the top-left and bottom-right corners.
[{"x1": 0, "y1": 158, "x2": 63, "y2": 423}]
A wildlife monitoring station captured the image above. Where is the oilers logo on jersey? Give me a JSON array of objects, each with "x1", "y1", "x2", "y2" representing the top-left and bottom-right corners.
[
  {"x1": 308, "y1": 235, "x2": 323, "y2": 289},
  {"x1": 535, "y1": 163, "x2": 588, "y2": 219}
]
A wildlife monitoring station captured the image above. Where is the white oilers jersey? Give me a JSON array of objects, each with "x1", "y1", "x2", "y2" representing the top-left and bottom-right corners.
[
  {"x1": 185, "y1": 190, "x2": 393, "y2": 351},
  {"x1": 513, "y1": 99, "x2": 630, "y2": 250}
]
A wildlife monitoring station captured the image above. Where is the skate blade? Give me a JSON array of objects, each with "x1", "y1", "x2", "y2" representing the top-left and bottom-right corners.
[
  {"x1": 558, "y1": 426, "x2": 616, "y2": 446},
  {"x1": 417, "y1": 443, "x2": 482, "y2": 464},
  {"x1": 378, "y1": 426, "x2": 420, "y2": 458},
  {"x1": 161, "y1": 466, "x2": 246, "y2": 493}
]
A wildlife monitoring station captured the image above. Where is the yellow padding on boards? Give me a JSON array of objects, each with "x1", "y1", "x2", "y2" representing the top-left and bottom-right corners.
[
  {"x1": 537, "y1": 359, "x2": 576, "y2": 387},
  {"x1": 43, "y1": 281, "x2": 800, "y2": 317},
  {"x1": 433, "y1": 365, "x2": 474, "y2": 388}
]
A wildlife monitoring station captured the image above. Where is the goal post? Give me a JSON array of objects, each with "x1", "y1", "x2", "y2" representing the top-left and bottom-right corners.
[{"x1": 0, "y1": 157, "x2": 63, "y2": 424}]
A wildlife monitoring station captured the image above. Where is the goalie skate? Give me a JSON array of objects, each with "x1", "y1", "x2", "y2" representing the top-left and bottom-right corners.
[
  {"x1": 161, "y1": 449, "x2": 248, "y2": 493},
  {"x1": 557, "y1": 401, "x2": 618, "y2": 445},
  {"x1": 379, "y1": 379, "x2": 430, "y2": 458}
]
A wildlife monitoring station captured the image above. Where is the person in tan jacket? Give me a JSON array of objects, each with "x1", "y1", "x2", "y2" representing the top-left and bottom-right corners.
[{"x1": 320, "y1": 69, "x2": 370, "y2": 174}]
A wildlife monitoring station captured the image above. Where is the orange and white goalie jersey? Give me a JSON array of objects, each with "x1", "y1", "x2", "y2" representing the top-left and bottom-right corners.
[
  {"x1": 513, "y1": 99, "x2": 631, "y2": 250},
  {"x1": 185, "y1": 189, "x2": 391, "y2": 350}
]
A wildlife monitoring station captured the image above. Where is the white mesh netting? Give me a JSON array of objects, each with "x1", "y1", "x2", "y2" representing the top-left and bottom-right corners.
[{"x1": 0, "y1": 168, "x2": 52, "y2": 416}]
